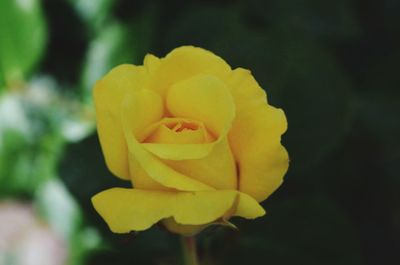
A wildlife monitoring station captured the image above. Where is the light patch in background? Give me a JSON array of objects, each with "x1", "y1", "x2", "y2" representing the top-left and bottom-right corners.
[
  {"x1": 26, "y1": 77, "x2": 58, "y2": 106},
  {"x1": 15, "y1": 0, "x2": 36, "y2": 13},
  {"x1": 0, "y1": 94, "x2": 30, "y2": 148}
]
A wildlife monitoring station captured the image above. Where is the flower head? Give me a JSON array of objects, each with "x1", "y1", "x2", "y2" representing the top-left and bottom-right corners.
[{"x1": 92, "y1": 46, "x2": 288, "y2": 235}]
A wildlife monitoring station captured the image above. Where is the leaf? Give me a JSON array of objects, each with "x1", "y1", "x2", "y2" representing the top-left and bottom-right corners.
[{"x1": 0, "y1": 0, "x2": 47, "y2": 86}]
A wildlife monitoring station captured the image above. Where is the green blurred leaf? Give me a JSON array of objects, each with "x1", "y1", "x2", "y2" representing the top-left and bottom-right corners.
[
  {"x1": 0, "y1": 127, "x2": 64, "y2": 196},
  {"x1": 0, "y1": 129, "x2": 29, "y2": 195},
  {"x1": 0, "y1": 0, "x2": 47, "y2": 86},
  {"x1": 0, "y1": 72, "x2": 3, "y2": 92},
  {"x1": 0, "y1": 83, "x2": 65, "y2": 196}
]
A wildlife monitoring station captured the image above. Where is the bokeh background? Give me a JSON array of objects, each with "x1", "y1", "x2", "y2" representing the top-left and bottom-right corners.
[{"x1": 0, "y1": 0, "x2": 399, "y2": 264}]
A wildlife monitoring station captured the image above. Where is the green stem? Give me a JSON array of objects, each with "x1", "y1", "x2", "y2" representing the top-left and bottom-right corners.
[{"x1": 181, "y1": 236, "x2": 199, "y2": 265}]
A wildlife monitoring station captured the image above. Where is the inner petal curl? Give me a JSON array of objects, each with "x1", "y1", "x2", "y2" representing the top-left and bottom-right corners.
[{"x1": 140, "y1": 118, "x2": 216, "y2": 145}]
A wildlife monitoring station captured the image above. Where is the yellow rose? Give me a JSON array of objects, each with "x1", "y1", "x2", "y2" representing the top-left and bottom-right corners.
[{"x1": 91, "y1": 46, "x2": 289, "y2": 235}]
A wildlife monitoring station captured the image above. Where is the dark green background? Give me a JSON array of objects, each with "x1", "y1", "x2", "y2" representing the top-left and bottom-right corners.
[{"x1": 1, "y1": 0, "x2": 399, "y2": 264}]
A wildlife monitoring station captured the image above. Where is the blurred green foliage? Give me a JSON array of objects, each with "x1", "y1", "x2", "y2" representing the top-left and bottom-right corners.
[
  {"x1": 0, "y1": 0, "x2": 399, "y2": 264},
  {"x1": 0, "y1": 0, "x2": 47, "y2": 87}
]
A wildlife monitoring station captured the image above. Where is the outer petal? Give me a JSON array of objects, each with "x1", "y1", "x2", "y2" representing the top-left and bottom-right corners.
[
  {"x1": 91, "y1": 188, "x2": 238, "y2": 233},
  {"x1": 122, "y1": 91, "x2": 214, "y2": 191},
  {"x1": 227, "y1": 68, "x2": 289, "y2": 202},
  {"x1": 128, "y1": 154, "x2": 170, "y2": 191},
  {"x1": 94, "y1": 64, "x2": 148, "y2": 179},
  {"x1": 162, "y1": 191, "x2": 266, "y2": 235},
  {"x1": 234, "y1": 192, "x2": 266, "y2": 219},
  {"x1": 224, "y1": 68, "x2": 268, "y2": 110},
  {"x1": 148, "y1": 46, "x2": 231, "y2": 97},
  {"x1": 143, "y1": 54, "x2": 161, "y2": 74}
]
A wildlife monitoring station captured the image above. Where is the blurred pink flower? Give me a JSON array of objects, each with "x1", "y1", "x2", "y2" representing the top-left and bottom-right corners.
[{"x1": 0, "y1": 201, "x2": 67, "y2": 265}]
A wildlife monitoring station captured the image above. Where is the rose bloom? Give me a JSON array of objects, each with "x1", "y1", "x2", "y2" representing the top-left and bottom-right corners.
[{"x1": 92, "y1": 46, "x2": 288, "y2": 235}]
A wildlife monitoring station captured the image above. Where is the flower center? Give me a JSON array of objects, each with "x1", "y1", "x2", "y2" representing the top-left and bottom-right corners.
[
  {"x1": 166, "y1": 121, "x2": 199, "y2": 132},
  {"x1": 140, "y1": 118, "x2": 215, "y2": 144}
]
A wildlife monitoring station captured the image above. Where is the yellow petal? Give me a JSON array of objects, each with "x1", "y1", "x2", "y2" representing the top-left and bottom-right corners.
[
  {"x1": 148, "y1": 46, "x2": 231, "y2": 97},
  {"x1": 234, "y1": 192, "x2": 266, "y2": 219},
  {"x1": 122, "y1": 92, "x2": 214, "y2": 191},
  {"x1": 233, "y1": 105, "x2": 288, "y2": 202},
  {"x1": 128, "y1": 154, "x2": 170, "y2": 191},
  {"x1": 167, "y1": 74, "x2": 235, "y2": 137},
  {"x1": 130, "y1": 91, "x2": 165, "y2": 139},
  {"x1": 162, "y1": 191, "x2": 265, "y2": 235},
  {"x1": 227, "y1": 69, "x2": 289, "y2": 202},
  {"x1": 91, "y1": 188, "x2": 238, "y2": 233},
  {"x1": 141, "y1": 143, "x2": 216, "y2": 160},
  {"x1": 94, "y1": 64, "x2": 148, "y2": 180},
  {"x1": 164, "y1": 137, "x2": 237, "y2": 190},
  {"x1": 224, "y1": 68, "x2": 268, "y2": 109},
  {"x1": 143, "y1": 53, "x2": 161, "y2": 74}
]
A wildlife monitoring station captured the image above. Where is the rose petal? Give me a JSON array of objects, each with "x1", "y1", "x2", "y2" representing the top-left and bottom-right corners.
[
  {"x1": 167, "y1": 74, "x2": 235, "y2": 138},
  {"x1": 162, "y1": 192, "x2": 265, "y2": 236},
  {"x1": 143, "y1": 54, "x2": 161, "y2": 74},
  {"x1": 91, "y1": 188, "x2": 239, "y2": 233},
  {"x1": 128, "y1": 154, "x2": 169, "y2": 190},
  {"x1": 141, "y1": 143, "x2": 216, "y2": 160},
  {"x1": 148, "y1": 46, "x2": 231, "y2": 97},
  {"x1": 93, "y1": 64, "x2": 149, "y2": 180},
  {"x1": 227, "y1": 68, "x2": 289, "y2": 202},
  {"x1": 224, "y1": 68, "x2": 268, "y2": 110},
  {"x1": 164, "y1": 137, "x2": 237, "y2": 190},
  {"x1": 122, "y1": 91, "x2": 214, "y2": 191},
  {"x1": 234, "y1": 192, "x2": 266, "y2": 219},
  {"x1": 162, "y1": 191, "x2": 266, "y2": 235}
]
